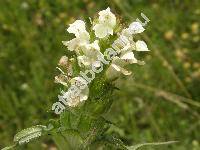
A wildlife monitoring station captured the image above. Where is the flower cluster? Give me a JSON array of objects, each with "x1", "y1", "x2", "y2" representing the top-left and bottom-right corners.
[{"x1": 52, "y1": 7, "x2": 149, "y2": 114}]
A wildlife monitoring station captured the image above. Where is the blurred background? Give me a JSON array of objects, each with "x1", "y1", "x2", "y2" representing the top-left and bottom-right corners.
[{"x1": 0, "y1": 0, "x2": 199, "y2": 149}]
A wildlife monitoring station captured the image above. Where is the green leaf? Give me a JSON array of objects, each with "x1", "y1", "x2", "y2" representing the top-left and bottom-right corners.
[
  {"x1": 52, "y1": 129, "x2": 83, "y2": 150},
  {"x1": 127, "y1": 141, "x2": 179, "y2": 150},
  {"x1": 60, "y1": 109, "x2": 81, "y2": 130},
  {"x1": 95, "y1": 135, "x2": 128, "y2": 150},
  {"x1": 81, "y1": 117, "x2": 107, "y2": 146},
  {"x1": 1, "y1": 144, "x2": 17, "y2": 150},
  {"x1": 60, "y1": 110, "x2": 71, "y2": 129},
  {"x1": 13, "y1": 125, "x2": 47, "y2": 145}
]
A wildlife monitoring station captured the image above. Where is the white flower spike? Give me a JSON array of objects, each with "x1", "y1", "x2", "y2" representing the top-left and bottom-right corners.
[{"x1": 57, "y1": 7, "x2": 150, "y2": 108}]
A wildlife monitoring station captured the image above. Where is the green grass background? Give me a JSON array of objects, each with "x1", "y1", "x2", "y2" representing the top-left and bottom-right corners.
[{"x1": 0, "y1": 0, "x2": 199, "y2": 149}]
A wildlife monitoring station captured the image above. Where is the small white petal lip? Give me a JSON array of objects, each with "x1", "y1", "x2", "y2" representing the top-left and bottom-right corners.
[
  {"x1": 62, "y1": 38, "x2": 81, "y2": 52},
  {"x1": 93, "y1": 24, "x2": 113, "y2": 38},
  {"x1": 129, "y1": 21, "x2": 145, "y2": 34},
  {"x1": 135, "y1": 40, "x2": 149, "y2": 51},
  {"x1": 120, "y1": 51, "x2": 138, "y2": 64}
]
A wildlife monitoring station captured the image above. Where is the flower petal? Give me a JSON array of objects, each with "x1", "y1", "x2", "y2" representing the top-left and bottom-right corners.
[
  {"x1": 136, "y1": 40, "x2": 149, "y2": 51},
  {"x1": 98, "y1": 7, "x2": 116, "y2": 27},
  {"x1": 62, "y1": 38, "x2": 79, "y2": 51},
  {"x1": 93, "y1": 61, "x2": 101, "y2": 68},
  {"x1": 111, "y1": 64, "x2": 132, "y2": 75},
  {"x1": 77, "y1": 55, "x2": 91, "y2": 67},
  {"x1": 93, "y1": 24, "x2": 109, "y2": 38},
  {"x1": 121, "y1": 51, "x2": 138, "y2": 64},
  {"x1": 79, "y1": 87, "x2": 89, "y2": 101},
  {"x1": 129, "y1": 22, "x2": 145, "y2": 34},
  {"x1": 67, "y1": 20, "x2": 87, "y2": 37}
]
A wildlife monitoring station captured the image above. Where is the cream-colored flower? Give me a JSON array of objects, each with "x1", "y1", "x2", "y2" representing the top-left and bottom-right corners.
[
  {"x1": 54, "y1": 74, "x2": 69, "y2": 87},
  {"x1": 93, "y1": 24, "x2": 114, "y2": 38},
  {"x1": 61, "y1": 77, "x2": 89, "y2": 107},
  {"x1": 62, "y1": 20, "x2": 90, "y2": 53},
  {"x1": 55, "y1": 55, "x2": 73, "y2": 87},
  {"x1": 62, "y1": 35, "x2": 89, "y2": 53},
  {"x1": 58, "y1": 56, "x2": 73, "y2": 77},
  {"x1": 69, "y1": 89, "x2": 88, "y2": 107},
  {"x1": 115, "y1": 35, "x2": 135, "y2": 53},
  {"x1": 129, "y1": 21, "x2": 145, "y2": 34},
  {"x1": 66, "y1": 87, "x2": 89, "y2": 107},
  {"x1": 70, "y1": 76, "x2": 88, "y2": 90},
  {"x1": 118, "y1": 31, "x2": 149, "y2": 52},
  {"x1": 107, "y1": 34, "x2": 149, "y2": 78},
  {"x1": 121, "y1": 28, "x2": 133, "y2": 40},
  {"x1": 77, "y1": 40, "x2": 102, "y2": 67},
  {"x1": 93, "y1": 7, "x2": 116, "y2": 38},
  {"x1": 106, "y1": 57, "x2": 132, "y2": 79},
  {"x1": 107, "y1": 50, "x2": 138, "y2": 77},
  {"x1": 120, "y1": 51, "x2": 138, "y2": 64},
  {"x1": 67, "y1": 20, "x2": 87, "y2": 37},
  {"x1": 98, "y1": 7, "x2": 116, "y2": 27},
  {"x1": 58, "y1": 56, "x2": 69, "y2": 67},
  {"x1": 135, "y1": 40, "x2": 149, "y2": 51}
]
